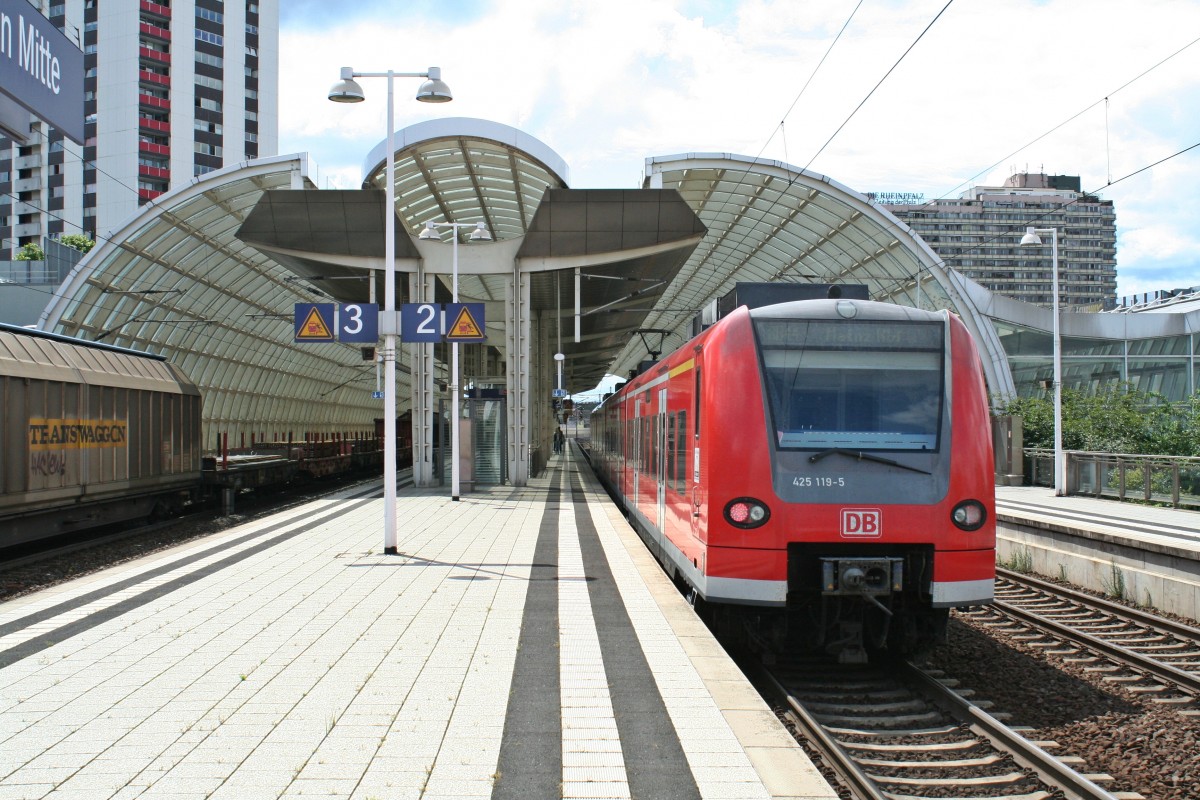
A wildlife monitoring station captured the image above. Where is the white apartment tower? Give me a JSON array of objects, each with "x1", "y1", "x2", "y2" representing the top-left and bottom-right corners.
[
  {"x1": 0, "y1": 0, "x2": 278, "y2": 258},
  {"x1": 880, "y1": 173, "x2": 1118, "y2": 309}
]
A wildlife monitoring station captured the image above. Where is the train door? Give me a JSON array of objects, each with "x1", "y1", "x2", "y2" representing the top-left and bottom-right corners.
[{"x1": 657, "y1": 388, "x2": 667, "y2": 532}]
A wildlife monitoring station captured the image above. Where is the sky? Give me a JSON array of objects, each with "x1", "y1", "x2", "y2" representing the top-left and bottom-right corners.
[{"x1": 278, "y1": 0, "x2": 1200, "y2": 303}]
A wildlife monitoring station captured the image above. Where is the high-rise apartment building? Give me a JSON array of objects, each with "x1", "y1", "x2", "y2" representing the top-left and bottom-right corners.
[
  {"x1": 877, "y1": 173, "x2": 1117, "y2": 309},
  {"x1": 0, "y1": 0, "x2": 278, "y2": 259}
]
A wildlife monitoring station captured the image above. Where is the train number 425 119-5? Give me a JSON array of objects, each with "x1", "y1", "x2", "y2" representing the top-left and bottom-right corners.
[{"x1": 793, "y1": 476, "x2": 844, "y2": 487}]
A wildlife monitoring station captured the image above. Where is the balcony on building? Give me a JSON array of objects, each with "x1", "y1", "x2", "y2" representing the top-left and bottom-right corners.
[
  {"x1": 139, "y1": 22, "x2": 171, "y2": 43},
  {"x1": 139, "y1": 117, "x2": 171, "y2": 134},
  {"x1": 138, "y1": 45, "x2": 170, "y2": 65},
  {"x1": 139, "y1": 93, "x2": 170, "y2": 111},
  {"x1": 138, "y1": 164, "x2": 170, "y2": 181},
  {"x1": 140, "y1": 0, "x2": 171, "y2": 22},
  {"x1": 139, "y1": 69, "x2": 170, "y2": 88},
  {"x1": 138, "y1": 141, "x2": 170, "y2": 157}
]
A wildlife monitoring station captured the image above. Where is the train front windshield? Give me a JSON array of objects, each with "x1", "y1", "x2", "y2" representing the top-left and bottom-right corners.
[{"x1": 754, "y1": 318, "x2": 945, "y2": 451}]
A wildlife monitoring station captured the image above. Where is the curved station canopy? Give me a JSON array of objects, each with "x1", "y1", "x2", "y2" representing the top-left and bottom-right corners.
[
  {"x1": 621, "y1": 154, "x2": 1010, "y2": 393},
  {"x1": 38, "y1": 118, "x2": 1017, "y2": 486}
]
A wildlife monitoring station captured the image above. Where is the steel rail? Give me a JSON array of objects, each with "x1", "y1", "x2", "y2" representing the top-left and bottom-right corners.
[
  {"x1": 900, "y1": 662, "x2": 1123, "y2": 800},
  {"x1": 747, "y1": 660, "x2": 891, "y2": 800},
  {"x1": 997, "y1": 567, "x2": 1200, "y2": 643},
  {"x1": 990, "y1": 599, "x2": 1200, "y2": 697}
]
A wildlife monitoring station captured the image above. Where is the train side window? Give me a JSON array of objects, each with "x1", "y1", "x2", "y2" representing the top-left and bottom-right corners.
[
  {"x1": 676, "y1": 410, "x2": 688, "y2": 493},
  {"x1": 640, "y1": 415, "x2": 647, "y2": 473},
  {"x1": 634, "y1": 415, "x2": 641, "y2": 472},
  {"x1": 651, "y1": 414, "x2": 659, "y2": 478},
  {"x1": 666, "y1": 412, "x2": 676, "y2": 489},
  {"x1": 649, "y1": 414, "x2": 656, "y2": 477}
]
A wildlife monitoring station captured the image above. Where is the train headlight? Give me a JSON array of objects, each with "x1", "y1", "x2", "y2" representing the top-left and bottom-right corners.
[
  {"x1": 724, "y1": 498, "x2": 770, "y2": 529},
  {"x1": 951, "y1": 500, "x2": 987, "y2": 531}
]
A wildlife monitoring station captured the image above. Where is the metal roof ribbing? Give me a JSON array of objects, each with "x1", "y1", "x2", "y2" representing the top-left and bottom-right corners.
[
  {"x1": 39, "y1": 155, "x2": 384, "y2": 444},
  {"x1": 609, "y1": 153, "x2": 977, "y2": 379}
]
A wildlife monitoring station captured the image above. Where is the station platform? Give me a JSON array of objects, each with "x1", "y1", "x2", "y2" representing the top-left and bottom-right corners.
[
  {"x1": 0, "y1": 444, "x2": 836, "y2": 800},
  {"x1": 995, "y1": 485, "x2": 1200, "y2": 621}
]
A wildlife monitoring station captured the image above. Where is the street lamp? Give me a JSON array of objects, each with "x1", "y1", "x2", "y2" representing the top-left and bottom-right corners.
[
  {"x1": 419, "y1": 220, "x2": 492, "y2": 501},
  {"x1": 328, "y1": 66, "x2": 452, "y2": 555},
  {"x1": 1020, "y1": 225, "x2": 1064, "y2": 496}
]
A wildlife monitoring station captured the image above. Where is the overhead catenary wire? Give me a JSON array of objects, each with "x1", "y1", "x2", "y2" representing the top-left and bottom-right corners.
[
  {"x1": 647, "y1": 18, "x2": 1200, "y2": 343},
  {"x1": 644, "y1": 0, "x2": 956, "y2": 334}
]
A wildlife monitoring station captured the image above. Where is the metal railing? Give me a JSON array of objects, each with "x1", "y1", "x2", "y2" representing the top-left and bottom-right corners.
[{"x1": 1026, "y1": 448, "x2": 1200, "y2": 509}]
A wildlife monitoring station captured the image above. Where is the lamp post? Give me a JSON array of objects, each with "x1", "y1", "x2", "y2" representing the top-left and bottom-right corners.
[
  {"x1": 1020, "y1": 225, "x2": 1064, "y2": 496},
  {"x1": 419, "y1": 220, "x2": 492, "y2": 501},
  {"x1": 328, "y1": 66, "x2": 452, "y2": 554}
]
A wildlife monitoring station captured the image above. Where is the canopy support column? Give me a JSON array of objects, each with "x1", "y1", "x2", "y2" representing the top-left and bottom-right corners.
[
  {"x1": 506, "y1": 268, "x2": 531, "y2": 485},
  {"x1": 409, "y1": 270, "x2": 436, "y2": 487}
]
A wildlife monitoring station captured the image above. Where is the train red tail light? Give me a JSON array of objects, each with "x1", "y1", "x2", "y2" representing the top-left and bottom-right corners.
[
  {"x1": 724, "y1": 498, "x2": 770, "y2": 529},
  {"x1": 951, "y1": 500, "x2": 987, "y2": 531}
]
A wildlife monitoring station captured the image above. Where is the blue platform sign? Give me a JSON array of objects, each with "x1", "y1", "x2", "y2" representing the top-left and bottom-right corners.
[
  {"x1": 337, "y1": 303, "x2": 378, "y2": 343},
  {"x1": 401, "y1": 303, "x2": 443, "y2": 343},
  {"x1": 0, "y1": 0, "x2": 85, "y2": 143},
  {"x1": 294, "y1": 303, "x2": 378, "y2": 343}
]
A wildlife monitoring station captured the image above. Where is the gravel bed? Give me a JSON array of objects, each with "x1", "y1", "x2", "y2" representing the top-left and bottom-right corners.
[{"x1": 918, "y1": 614, "x2": 1200, "y2": 800}]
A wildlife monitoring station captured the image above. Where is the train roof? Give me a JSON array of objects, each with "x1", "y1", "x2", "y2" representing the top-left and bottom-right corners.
[
  {"x1": 0, "y1": 323, "x2": 198, "y2": 395},
  {"x1": 747, "y1": 298, "x2": 949, "y2": 323}
]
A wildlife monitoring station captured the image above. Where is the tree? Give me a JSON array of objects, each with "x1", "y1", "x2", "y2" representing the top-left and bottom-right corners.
[
  {"x1": 15, "y1": 242, "x2": 45, "y2": 261},
  {"x1": 59, "y1": 234, "x2": 96, "y2": 254}
]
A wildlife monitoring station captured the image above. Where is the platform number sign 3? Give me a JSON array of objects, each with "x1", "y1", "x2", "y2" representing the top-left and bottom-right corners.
[{"x1": 294, "y1": 303, "x2": 378, "y2": 344}]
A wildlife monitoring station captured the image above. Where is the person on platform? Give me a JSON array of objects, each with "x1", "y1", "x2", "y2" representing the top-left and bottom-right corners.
[{"x1": 553, "y1": 427, "x2": 565, "y2": 454}]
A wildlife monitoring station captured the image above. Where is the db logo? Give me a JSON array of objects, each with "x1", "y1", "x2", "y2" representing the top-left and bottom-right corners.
[{"x1": 841, "y1": 508, "x2": 882, "y2": 538}]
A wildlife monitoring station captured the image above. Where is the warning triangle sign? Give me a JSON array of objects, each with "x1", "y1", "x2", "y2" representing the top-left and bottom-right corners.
[
  {"x1": 297, "y1": 306, "x2": 334, "y2": 340},
  {"x1": 446, "y1": 306, "x2": 484, "y2": 340}
]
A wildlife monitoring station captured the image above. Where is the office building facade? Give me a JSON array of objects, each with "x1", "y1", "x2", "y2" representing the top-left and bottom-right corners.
[
  {"x1": 0, "y1": 0, "x2": 278, "y2": 259},
  {"x1": 879, "y1": 173, "x2": 1117, "y2": 309}
]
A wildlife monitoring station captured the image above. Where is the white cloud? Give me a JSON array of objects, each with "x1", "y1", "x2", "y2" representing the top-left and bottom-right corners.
[{"x1": 278, "y1": 0, "x2": 1200, "y2": 298}]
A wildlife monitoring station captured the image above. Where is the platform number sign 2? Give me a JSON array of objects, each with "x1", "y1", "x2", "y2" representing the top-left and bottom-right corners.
[
  {"x1": 401, "y1": 303, "x2": 443, "y2": 343},
  {"x1": 294, "y1": 303, "x2": 378, "y2": 344},
  {"x1": 398, "y1": 303, "x2": 487, "y2": 343}
]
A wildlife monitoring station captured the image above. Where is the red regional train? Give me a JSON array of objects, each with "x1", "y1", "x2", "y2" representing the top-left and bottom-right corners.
[{"x1": 589, "y1": 284, "x2": 995, "y2": 662}]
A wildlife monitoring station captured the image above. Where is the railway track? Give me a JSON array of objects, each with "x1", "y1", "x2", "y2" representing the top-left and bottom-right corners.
[
  {"x1": 749, "y1": 653, "x2": 1133, "y2": 800},
  {"x1": 964, "y1": 569, "x2": 1200, "y2": 708}
]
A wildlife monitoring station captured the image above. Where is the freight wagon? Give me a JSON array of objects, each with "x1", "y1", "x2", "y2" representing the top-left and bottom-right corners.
[{"x1": 0, "y1": 323, "x2": 202, "y2": 549}]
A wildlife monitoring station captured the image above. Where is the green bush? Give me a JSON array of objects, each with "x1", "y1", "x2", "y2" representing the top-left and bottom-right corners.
[
  {"x1": 59, "y1": 234, "x2": 96, "y2": 254},
  {"x1": 995, "y1": 385, "x2": 1200, "y2": 457},
  {"x1": 15, "y1": 242, "x2": 44, "y2": 261}
]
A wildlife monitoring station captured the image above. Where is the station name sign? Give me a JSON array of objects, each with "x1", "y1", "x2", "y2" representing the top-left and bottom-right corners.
[
  {"x1": 0, "y1": 0, "x2": 84, "y2": 143},
  {"x1": 866, "y1": 191, "x2": 925, "y2": 206}
]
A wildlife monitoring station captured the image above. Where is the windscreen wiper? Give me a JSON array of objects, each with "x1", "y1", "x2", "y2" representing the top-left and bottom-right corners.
[{"x1": 808, "y1": 447, "x2": 932, "y2": 475}]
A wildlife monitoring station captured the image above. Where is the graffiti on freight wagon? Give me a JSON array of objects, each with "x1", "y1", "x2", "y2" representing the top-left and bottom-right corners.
[
  {"x1": 28, "y1": 418, "x2": 128, "y2": 450},
  {"x1": 30, "y1": 452, "x2": 68, "y2": 477}
]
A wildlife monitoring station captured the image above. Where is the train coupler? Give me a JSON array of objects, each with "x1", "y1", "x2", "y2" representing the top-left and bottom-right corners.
[{"x1": 829, "y1": 621, "x2": 868, "y2": 664}]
